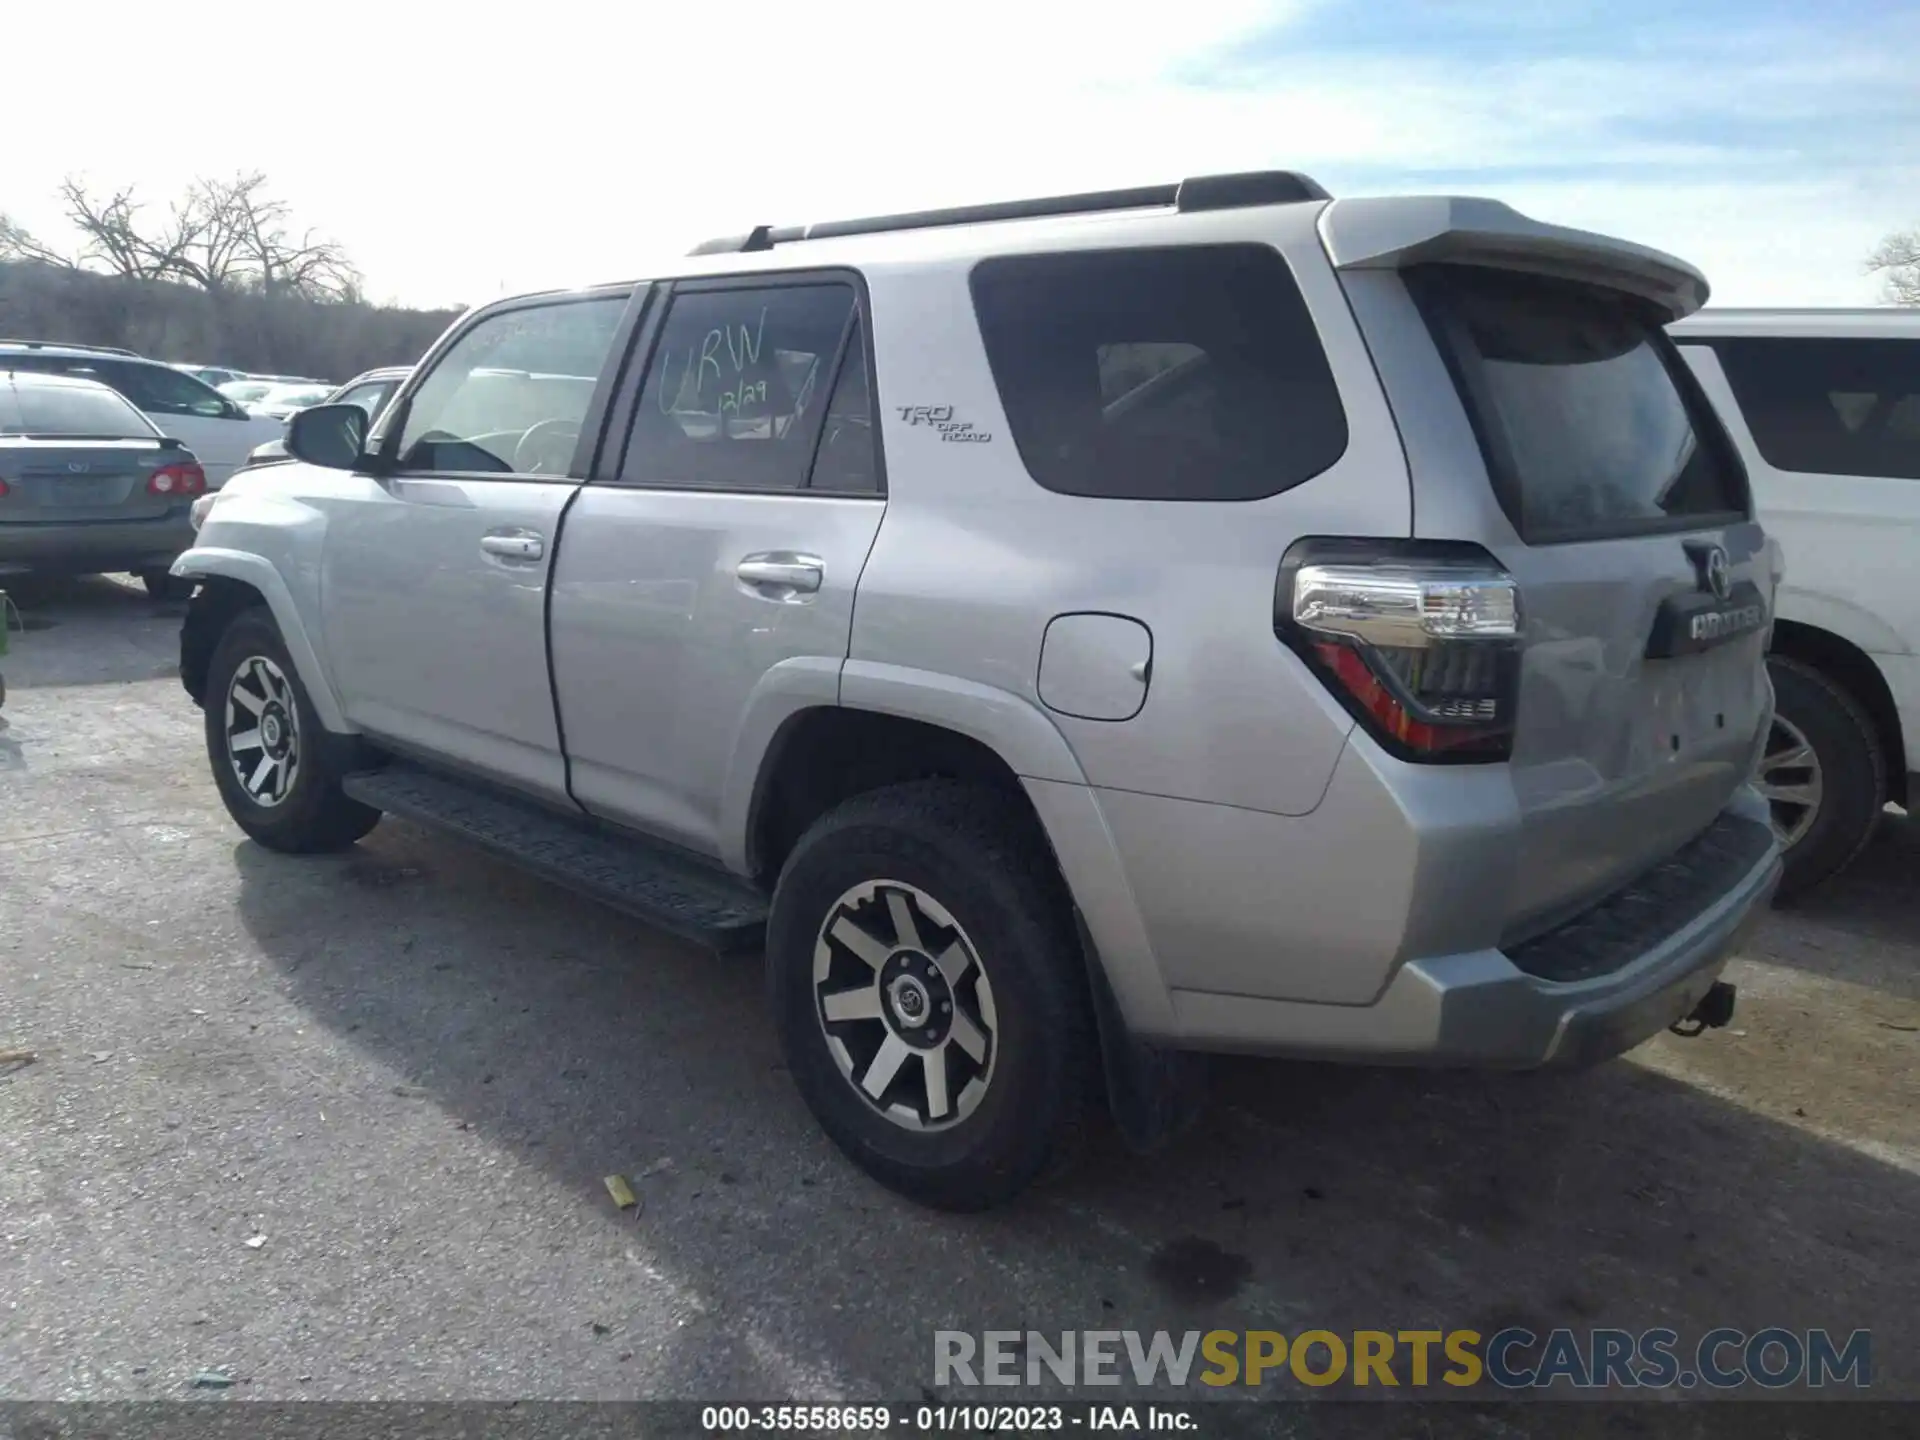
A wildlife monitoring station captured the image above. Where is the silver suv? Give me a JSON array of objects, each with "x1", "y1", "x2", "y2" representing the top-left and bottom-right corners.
[{"x1": 174, "y1": 172, "x2": 1782, "y2": 1210}]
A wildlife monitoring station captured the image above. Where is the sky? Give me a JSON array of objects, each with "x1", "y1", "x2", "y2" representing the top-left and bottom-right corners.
[{"x1": 3, "y1": 0, "x2": 1914, "y2": 310}]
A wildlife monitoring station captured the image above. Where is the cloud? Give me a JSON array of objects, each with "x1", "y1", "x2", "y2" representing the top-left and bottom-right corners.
[{"x1": 0, "y1": 0, "x2": 1910, "y2": 306}]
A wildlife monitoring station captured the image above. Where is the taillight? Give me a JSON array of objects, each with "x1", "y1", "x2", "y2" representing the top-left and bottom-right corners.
[
  {"x1": 148, "y1": 461, "x2": 207, "y2": 498},
  {"x1": 1276, "y1": 538, "x2": 1522, "y2": 763},
  {"x1": 0, "y1": 476, "x2": 9, "y2": 497}
]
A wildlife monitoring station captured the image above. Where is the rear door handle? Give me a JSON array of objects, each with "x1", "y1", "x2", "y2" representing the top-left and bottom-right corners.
[
  {"x1": 736, "y1": 553, "x2": 823, "y2": 594},
  {"x1": 481, "y1": 532, "x2": 544, "y2": 561}
]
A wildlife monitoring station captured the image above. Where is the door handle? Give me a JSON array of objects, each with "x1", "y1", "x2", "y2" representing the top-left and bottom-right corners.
[
  {"x1": 481, "y1": 532, "x2": 544, "y2": 561},
  {"x1": 736, "y1": 554, "x2": 823, "y2": 594}
]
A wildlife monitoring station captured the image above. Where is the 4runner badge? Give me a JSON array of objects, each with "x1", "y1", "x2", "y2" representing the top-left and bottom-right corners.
[{"x1": 897, "y1": 405, "x2": 993, "y2": 444}]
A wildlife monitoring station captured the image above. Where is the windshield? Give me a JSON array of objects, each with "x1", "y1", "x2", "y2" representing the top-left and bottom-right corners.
[
  {"x1": 1411, "y1": 265, "x2": 1746, "y2": 543},
  {"x1": 221, "y1": 380, "x2": 274, "y2": 403},
  {"x1": 0, "y1": 377, "x2": 153, "y2": 436}
]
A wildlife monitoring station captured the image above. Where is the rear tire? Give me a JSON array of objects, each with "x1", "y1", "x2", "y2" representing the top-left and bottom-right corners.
[
  {"x1": 1763, "y1": 655, "x2": 1885, "y2": 900},
  {"x1": 767, "y1": 779, "x2": 1097, "y2": 1211},
  {"x1": 204, "y1": 608, "x2": 380, "y2": 853}
]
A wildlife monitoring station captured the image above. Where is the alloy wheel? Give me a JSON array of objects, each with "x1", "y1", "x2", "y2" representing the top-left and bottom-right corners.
[
  {"x1": 1756, "y1": 713, "x2": 1822, "y2": 850},
  {"x1": 812, "y1": 880, "x2": 998, "y2": 1131},
  {"x1": 225, "y1": 655, "x2": 301, "y2": 809}
]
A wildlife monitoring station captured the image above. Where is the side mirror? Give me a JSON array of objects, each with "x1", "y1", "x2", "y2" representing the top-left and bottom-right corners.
[{"x1": 285, "y1": 403, "x2": 370, "y2": 471}]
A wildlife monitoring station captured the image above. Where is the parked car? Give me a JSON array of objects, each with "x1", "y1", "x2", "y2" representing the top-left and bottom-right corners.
[
  {"x1": 1671, "y1": 309, "x2": 1919, "y2": 896},
  {"x1": 174, "y1": 362, "x2": 249, "y2": 388},
  {"x1": 245, "y1": 383, "x2": 337, "y2": 421},
  {"x1": 243, "y1": 366, "x2": 413, "y2": 467},
  {"x1": 0, "y1": 342, "x2": 283, "y2": 490},
  {"x1": 175, "y1": 172, "x2": 1779, "y2": 1210},
  {"x1": 219, "y1": 379, "x2": 278, "y2": 406},
  {"x1": 0, "y1": 369, "x2": 208, "y2": 598}
]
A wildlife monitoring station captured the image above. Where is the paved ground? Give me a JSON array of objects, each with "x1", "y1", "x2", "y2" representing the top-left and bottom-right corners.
[{"x1": 1, "y1": 575, "x2": 1915, "y2": 1409}]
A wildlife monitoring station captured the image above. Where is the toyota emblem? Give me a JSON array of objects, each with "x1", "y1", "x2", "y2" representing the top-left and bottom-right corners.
[{"x1": 1702, "y1": 546, "x2": 1732, "y2": 602}]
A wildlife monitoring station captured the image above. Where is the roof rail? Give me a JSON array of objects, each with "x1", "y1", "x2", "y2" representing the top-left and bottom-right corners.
[
  {"x1": 0, "y1": 338, "x2": 140, "y2": 356},
  {"x1": 686, "y1": 170, "x2": 1330, "y2": 256}
]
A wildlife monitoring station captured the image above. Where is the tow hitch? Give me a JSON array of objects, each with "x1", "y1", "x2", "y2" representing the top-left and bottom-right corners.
[{"x1": 1669, "y1": 980, "x2": 1737, "y2": 1038}]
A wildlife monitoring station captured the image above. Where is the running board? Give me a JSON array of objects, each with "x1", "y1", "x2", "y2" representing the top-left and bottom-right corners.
[{"x1": 341, "y1": 764, "x2": 768, "y2": 953}]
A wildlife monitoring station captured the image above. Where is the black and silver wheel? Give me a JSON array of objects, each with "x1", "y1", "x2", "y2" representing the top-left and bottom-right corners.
[
  {"x1": 1764, "y1": 655, "x2": 1885, "y2": 900},
  {"x1": 814, "y1": 880, "x2": 998, "y2": 1131},
  {"x1": 224, "y1": 655, "x2": 303, "y2": 809},
  {"x1": 769, "y1": 779, "x2": 1096, "y2": 1211},
  {"x1": 205, "y1": 608, "x2": 380, "y2": 853}
]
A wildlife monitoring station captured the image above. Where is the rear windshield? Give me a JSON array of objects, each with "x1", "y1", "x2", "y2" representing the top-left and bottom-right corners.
[
  {"x1": 0, "y1": 378, "x2": 151, "y2": 437},
  {"x1": 1411, "y1": 265, "x2": 1746, "y2": 543}
]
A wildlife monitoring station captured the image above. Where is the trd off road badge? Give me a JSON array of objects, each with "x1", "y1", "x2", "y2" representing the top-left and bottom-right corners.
[{"x1": 897, "y1": 405, "x2": 993, "y2": 444}]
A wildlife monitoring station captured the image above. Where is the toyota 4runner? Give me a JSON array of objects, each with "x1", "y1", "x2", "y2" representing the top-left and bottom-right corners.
[{"x1": 175, "y1": 171, "x2": 1782, "y2": 1210}]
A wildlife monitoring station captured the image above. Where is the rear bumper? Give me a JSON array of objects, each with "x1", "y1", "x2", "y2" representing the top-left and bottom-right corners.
[
  {"x1": 1166, "y1": 789, "x2": 1780, "y2": 1067},
  {"x1": 0, "y1": 512, "x2": 195, "y2": 574}
]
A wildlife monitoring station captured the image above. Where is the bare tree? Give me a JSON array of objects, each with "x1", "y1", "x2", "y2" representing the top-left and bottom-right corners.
[
  {"x1": 0, "y1": 173, "x2": 361, "y2": 301},
  {"x1": 1867, "y1": 227, "x2": 1920, "y2": 306},
  {"x1": 177, "y1": 172, "x2": 360, "y2": 300},
  {"x1": 0, "y1": 208, "x2": 80, "y2": 270}
]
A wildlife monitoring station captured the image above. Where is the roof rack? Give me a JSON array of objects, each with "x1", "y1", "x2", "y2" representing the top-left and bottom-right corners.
[
  {"x1": 0, "y1": 338, "x2": 139, "y2": 356},
  {"x1": 687, "y1": 170, "x2": 1331, "y2": 256}
]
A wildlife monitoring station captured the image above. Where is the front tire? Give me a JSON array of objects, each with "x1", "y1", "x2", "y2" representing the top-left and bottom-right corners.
[
  {"x1": 1762, "y1": 655, "x2": 1885, "y2": 900},
  {"x1": 767, "y1": 780, "x2": 1097, "y2": 1211},
  {"x1": 204, "y1": 608, "x2": 380, "y2": 853}
]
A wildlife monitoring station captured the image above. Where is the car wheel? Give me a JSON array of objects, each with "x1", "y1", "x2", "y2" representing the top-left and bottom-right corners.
[
  {"x1": 1761, "y1": 655, "x2": 1885, "y2": 900},
  {"x1": 138, "y1": 568, "x2": 193, "y2": 603},
  {"x1": 204, "y1": 608, "x2": 380, "y2": 854},
  {"x1": 767, "y1": 779, "x2": 1097, "y2": 1211}
]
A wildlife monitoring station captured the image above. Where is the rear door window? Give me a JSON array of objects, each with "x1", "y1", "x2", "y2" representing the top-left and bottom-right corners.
[
  {"x1": 1411, "y1": 265, "x2": 1746, "y2": 543},
  {"x1": 808, "y1": 318, "x2": 880, "y2": 494},
  {"x1": 621, "y1": 282, "x2": 858, "y2": 491},
  {"x1": 1706, "y1": 336, "x2": 1920, "y2": 482},
  {"x1": 970, "y1": 245, "x2": 1348, "y2": 502}
]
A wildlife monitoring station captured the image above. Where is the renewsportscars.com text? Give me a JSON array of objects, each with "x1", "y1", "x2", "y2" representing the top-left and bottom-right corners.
[{"x1": 934, "y1": 1328, "x2": 1871, "y2": 1391}]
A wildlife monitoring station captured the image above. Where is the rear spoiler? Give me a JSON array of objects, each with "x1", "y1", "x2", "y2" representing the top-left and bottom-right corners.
[{"x1": 1317, "y1": 196, "x2": 1709, "y2": 321}]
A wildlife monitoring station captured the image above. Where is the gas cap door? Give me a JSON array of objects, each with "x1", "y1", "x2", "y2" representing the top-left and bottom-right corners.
[{"x1": 1038, "y1": 613, "x2": 1152, "y2": 722}]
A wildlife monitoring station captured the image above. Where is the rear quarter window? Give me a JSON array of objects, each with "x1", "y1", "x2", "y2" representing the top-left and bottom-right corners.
[{"x1": 969, "y1": 245, "x2": 1348, "y2": 502}]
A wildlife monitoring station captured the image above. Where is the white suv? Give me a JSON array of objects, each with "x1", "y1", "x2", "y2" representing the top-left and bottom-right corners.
[{"x1": 1672, "y1": 310, "x2": 1919, "y2": 895}]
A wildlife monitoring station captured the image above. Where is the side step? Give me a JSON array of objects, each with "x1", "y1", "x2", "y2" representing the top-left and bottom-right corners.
[{"x1": 341, "y1": 764, "x2": 768, "y2": 953}]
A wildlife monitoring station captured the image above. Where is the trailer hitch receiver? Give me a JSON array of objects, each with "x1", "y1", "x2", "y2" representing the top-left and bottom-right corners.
[{"x1": 1669, "y1": 980, "x2": 1737, "y2": 1038}]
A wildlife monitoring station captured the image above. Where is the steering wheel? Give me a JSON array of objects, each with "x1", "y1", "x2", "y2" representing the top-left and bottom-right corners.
[{"x1": 513, "y1": 418, "x2": 581, "y2": 475}]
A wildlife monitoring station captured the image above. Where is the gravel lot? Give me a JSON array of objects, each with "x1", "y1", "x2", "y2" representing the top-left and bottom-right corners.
[{"x1": 2, "y1": 575, "x2": 1915, "y2": 1409}]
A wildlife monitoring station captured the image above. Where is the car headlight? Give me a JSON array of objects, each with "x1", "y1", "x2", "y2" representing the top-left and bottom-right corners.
[{"x1": 190, "y1": 492, "x2": 219, "y2": 532}]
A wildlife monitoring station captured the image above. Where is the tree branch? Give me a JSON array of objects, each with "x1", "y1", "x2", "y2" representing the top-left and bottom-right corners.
[{"x1": 1866, "y1": 227, "x2": 1920, "y2": 307}]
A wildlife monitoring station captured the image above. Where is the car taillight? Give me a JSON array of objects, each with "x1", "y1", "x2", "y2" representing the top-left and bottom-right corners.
[
  {"x1": 1276, "y1": 538, "x2": 1522, "y2": 763},
  {"x1": 148, "y1": 462, "x2": 207, "y2": 498},
  {"x1": 0, "y1": 476, "x2": 9, "y2": 497}
]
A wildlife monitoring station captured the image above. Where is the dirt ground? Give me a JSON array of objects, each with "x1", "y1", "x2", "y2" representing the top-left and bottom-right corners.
[{"x1": 1, "y1": 575, "x2": 1914, "y2": 1419}]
